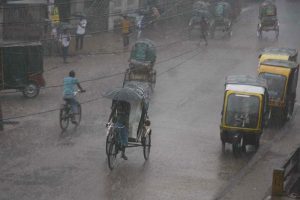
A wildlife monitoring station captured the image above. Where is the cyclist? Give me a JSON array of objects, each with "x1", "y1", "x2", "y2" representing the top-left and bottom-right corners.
[
  {"x1": 108, "y1": 101, "x2": 129, "y2": 160},
  {"x1": 63, "y1": 70, "x2": 85, "y2": 123}
]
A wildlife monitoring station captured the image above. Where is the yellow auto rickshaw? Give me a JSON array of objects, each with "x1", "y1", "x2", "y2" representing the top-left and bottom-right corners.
[
  {"x1": 258, "y1": 59, "x2": 299, "y2": 122},
  {"x1": 220, "y1": 75, "x2": 269, "y2": 155},
  {"x1": 258, "y1": 47, "x2": 298, "y2": 64}
]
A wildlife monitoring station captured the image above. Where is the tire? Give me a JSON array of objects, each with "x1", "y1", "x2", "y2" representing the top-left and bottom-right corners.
[
  {"x1": 143, "y1": 132, "x2": 151, "y2": 160},
  {"x1": 232, "y1": 141, "x2": 239, "y2": 156},
  {"x1": 59, "y1": 107, "x2": 69, "y2": 131},
  {"x1": 257, "y1": 24, "x2": 262, "y2": 39},
  {"x1": 275, "y1": 29, "x2": 279, "y2": 39},
  {"x1": 232, "y1": 136, "x2": 242, "y2": 156},
  {"x1": 287, "y1": 101, "x2": 295, "y2": 120},
  {"x1": 151, "y1": 70, "x2": 156, "y2": 90},
  {"x1": 254, "y1": 135, "x2": 260, "y2": 150},
  {"x1": 73, "y1": 104, "x2": 82, "y2": 126},
  {"x1": 23, "y1": 82, "x2": 39, "y2": 98},
  {"x1": 221, "y1": 141, "x2": 226, "y2": 153},
  {"x1": 106, "y1": 129, "x2": 114, "y2": 155},
  {"x1": 108, "y1": 139, "x2": 118, "y2": 170}
]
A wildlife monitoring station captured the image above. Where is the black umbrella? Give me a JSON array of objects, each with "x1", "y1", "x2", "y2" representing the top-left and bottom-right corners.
[{"x1": 103, "y1": 87, "x2": 144, "y2": 102}]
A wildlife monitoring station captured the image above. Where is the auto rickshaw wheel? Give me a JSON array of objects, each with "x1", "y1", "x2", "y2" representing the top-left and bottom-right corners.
[
  {"x1": 286, "y1": 100, "x2": 295, "y2": 120},
  {"x1": 142, "y1": 131, "x2": 151, "y2": 161},
  {"x1": 23, "y1": 82, "x2": 40, "y2": 98},
  {"x1": 232, "y1": 136, "x2": 243, "y2": 156},
  {"x1": 254, "y1": 135, "x2": 260, "y2": 150}
]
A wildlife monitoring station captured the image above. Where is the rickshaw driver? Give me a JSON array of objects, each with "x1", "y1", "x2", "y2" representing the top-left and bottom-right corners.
[
  {"x1": 108, "y1": 101, "x2": 130, "y2": 160},
  {"x1": 63, "y1": 70, "x2": 85, "y2": 123}
]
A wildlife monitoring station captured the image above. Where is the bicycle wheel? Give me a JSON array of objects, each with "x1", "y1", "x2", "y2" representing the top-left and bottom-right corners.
[
  {"x1": 59, "y1": 107, "x2": 69, "y2": 131},
  {"x1": 108, "y1": 139, "x2": 118, "y2": 170},
  {"x1": 143, "y1": 133, "x2": 151, "y2": 160},
  {"x1": 106, "y1": 129, "x2": 114, "y2": 155},
  {"x1": 73, "y1": 104, "x2": 82, "y2": 125}
]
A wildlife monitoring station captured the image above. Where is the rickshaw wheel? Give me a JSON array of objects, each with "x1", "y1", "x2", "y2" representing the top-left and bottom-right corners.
[
  {"x1": 143, "y1": 132, "x2": 151, "y2": 160},
  {"x1": 275, "y1": 29, "x2": 279, "y2": 39},
  {"x1": 59, "y1": 107, "x2": 69, "y2": 131},
  {"x1": 108, "y1": 140, "x2": 118, "y2": 170},
  {"x1": 106, "y1": 129, "x2": 114, "y2": 155},
  {"x1": 23, "y1": 82, "x2": 39, "y2": 98}
]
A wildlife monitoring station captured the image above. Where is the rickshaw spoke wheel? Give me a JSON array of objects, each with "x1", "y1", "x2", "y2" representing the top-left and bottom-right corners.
[
  {"x1": 106, "y1": 130, "x2": 114, "y2": 155},
  {"x1": 59, "y1": 107, "x2": 69, "y2": 131},
  {"x1": 108, "y1": 140, "x2": 118, "y2": 170},
  {"x1": 143, "y1": 133, "x2": 151, "y2": 160}
]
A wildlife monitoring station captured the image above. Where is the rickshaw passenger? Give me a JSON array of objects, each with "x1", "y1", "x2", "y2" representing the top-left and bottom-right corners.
[{"x1": 108, "y1": 101, "x2": 130, "y2": 160}]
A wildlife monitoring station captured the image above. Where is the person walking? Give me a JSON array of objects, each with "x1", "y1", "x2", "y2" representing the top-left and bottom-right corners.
[
  {"x1": 200, "y1": 16, "x2": 208, "y2": 46},
  {"x1": 60, "y1": 29, "x2": 71, "y2": 63},
  {"x1": 75, "y1": 16, "x2": 87, "y2": 50},
  {"x1": 121, "y1": 15, "x2": 131, "y2": 49}
]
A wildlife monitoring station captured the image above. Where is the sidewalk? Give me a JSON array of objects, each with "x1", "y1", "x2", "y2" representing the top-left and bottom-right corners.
[{"x1": 216, "y1": 107, "x2": 300, "y2": 200}]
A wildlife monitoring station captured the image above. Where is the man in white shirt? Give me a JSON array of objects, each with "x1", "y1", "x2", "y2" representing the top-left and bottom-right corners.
[
  {"x1": 75, "y1": 17, "x2": 87, "y2": 50},
  {"x1": 60, "y1": 29, "x2": 71, "y2": 63}
]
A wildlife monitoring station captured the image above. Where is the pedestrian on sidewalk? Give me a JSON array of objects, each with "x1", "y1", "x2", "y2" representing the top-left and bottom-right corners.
[
  {"x1": 75, "y1": 16, "x2": 87, "y2": 50},
  {"x1": 200, "y1": 16, "x2": 208, "y2": 46},
  {"x1": 59, "y1": 29, "x2": 71, "y2": 63},
  {"x1": 121, "y1": 15, "x2": 132, "y2": 49}
]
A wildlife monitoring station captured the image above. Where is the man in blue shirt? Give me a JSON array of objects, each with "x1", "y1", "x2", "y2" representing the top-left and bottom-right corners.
[{"x1": 63, "y1": 70, "x2": 85, "y2": 122}]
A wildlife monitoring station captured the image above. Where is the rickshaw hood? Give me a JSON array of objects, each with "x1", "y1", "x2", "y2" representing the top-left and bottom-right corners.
[{"x1": 258, "y1": 64, "x2": 291, "y2": 78}]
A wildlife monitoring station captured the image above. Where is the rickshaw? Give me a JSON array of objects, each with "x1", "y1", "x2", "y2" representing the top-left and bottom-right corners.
[
  {"x1": 124, "y1": 39, "x2": 157, "y2": 90},
  {"x1": 220, "y1": 75, "x2": 269, "y2": 154},
  {"x1": 104, "y1": 86, "x2": 152, "y2": 170},
  {"x1": 258, "y1": 59, "x2": 299, "y2": 122},
  {"x1": 258, "y1": 47, "x2": 298, "y2": 64},
  {"x1": 210, "y1": 1, "x2": 233, "y2": 38},
  {"x1": 257, "y1": 0, "x2": 279, "y2": 39},
  {"x1": 0, "y1": 41, "x2": 45, "y2": 98},
  {"x1": 188, "y1": 1, "x2": 212, "y2": 37}
]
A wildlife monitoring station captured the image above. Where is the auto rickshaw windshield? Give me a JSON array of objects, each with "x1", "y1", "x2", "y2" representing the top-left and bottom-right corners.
[
  {"x1": 259, "y1": 73, "x2": 286, "y2": 100},
  {"x1": 225, "y1": 93, "x2": 260, "y2": 128}
]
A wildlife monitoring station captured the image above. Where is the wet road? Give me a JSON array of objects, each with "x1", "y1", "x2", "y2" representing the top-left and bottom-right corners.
[{"x1": 1, "y1": 1, "x2": 300, "y2": 200}]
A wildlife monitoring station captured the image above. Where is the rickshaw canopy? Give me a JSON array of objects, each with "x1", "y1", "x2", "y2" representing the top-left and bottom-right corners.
[
  {"x1": 130, "y1": 39, "x2": 156, "y2": 64},
  {"x1": 103, "y1": 86, "x2": 145, "y2": 102},
  {"x1": 225, "y1": 75, "x2": 267, "y2": 90},
  {"x1": 215, "y1": 1, "x2": 231, "y2": 18},
  {"x1": 193, "y1": 1, "x2": 210, "y2": 10},
  {"x1": 259, "y1": 1, "x2": 276, "y2": 17},
  {"x1": 260, "y1": 59, "x2": 298, "y2": 70}
]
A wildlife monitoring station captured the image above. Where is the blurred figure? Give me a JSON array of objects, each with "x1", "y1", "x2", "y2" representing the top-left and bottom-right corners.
[
  {"x1": 75, "y1": 16, "x2": 87, "y2": 50},
  {"x1": 200, "y1": 16, "x2": 208, "y2": 46},
  {"x1": 121, "y1": 15, "x2": 132, "y2": 48},
  {"x1": 59, "y1": 29, "x2": 71, "y2": 63}
]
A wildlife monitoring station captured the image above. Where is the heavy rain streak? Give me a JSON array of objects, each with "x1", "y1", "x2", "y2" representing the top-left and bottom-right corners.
[{"x1": 0, "y1": 0, "x2": 300, "y2": 200}]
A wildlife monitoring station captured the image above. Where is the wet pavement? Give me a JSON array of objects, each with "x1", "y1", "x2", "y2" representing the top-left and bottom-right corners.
[{"x1": 1, "y1": 1, "x2": 300, "y2": 200}]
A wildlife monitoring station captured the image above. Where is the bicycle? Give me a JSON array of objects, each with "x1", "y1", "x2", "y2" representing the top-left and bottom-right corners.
[
  {"x1": 59, "y1": 90, "x2": 85, "y2": 131},
  {"x1": 107, "y1": 123, "x2": 124, "y2": 170}
]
